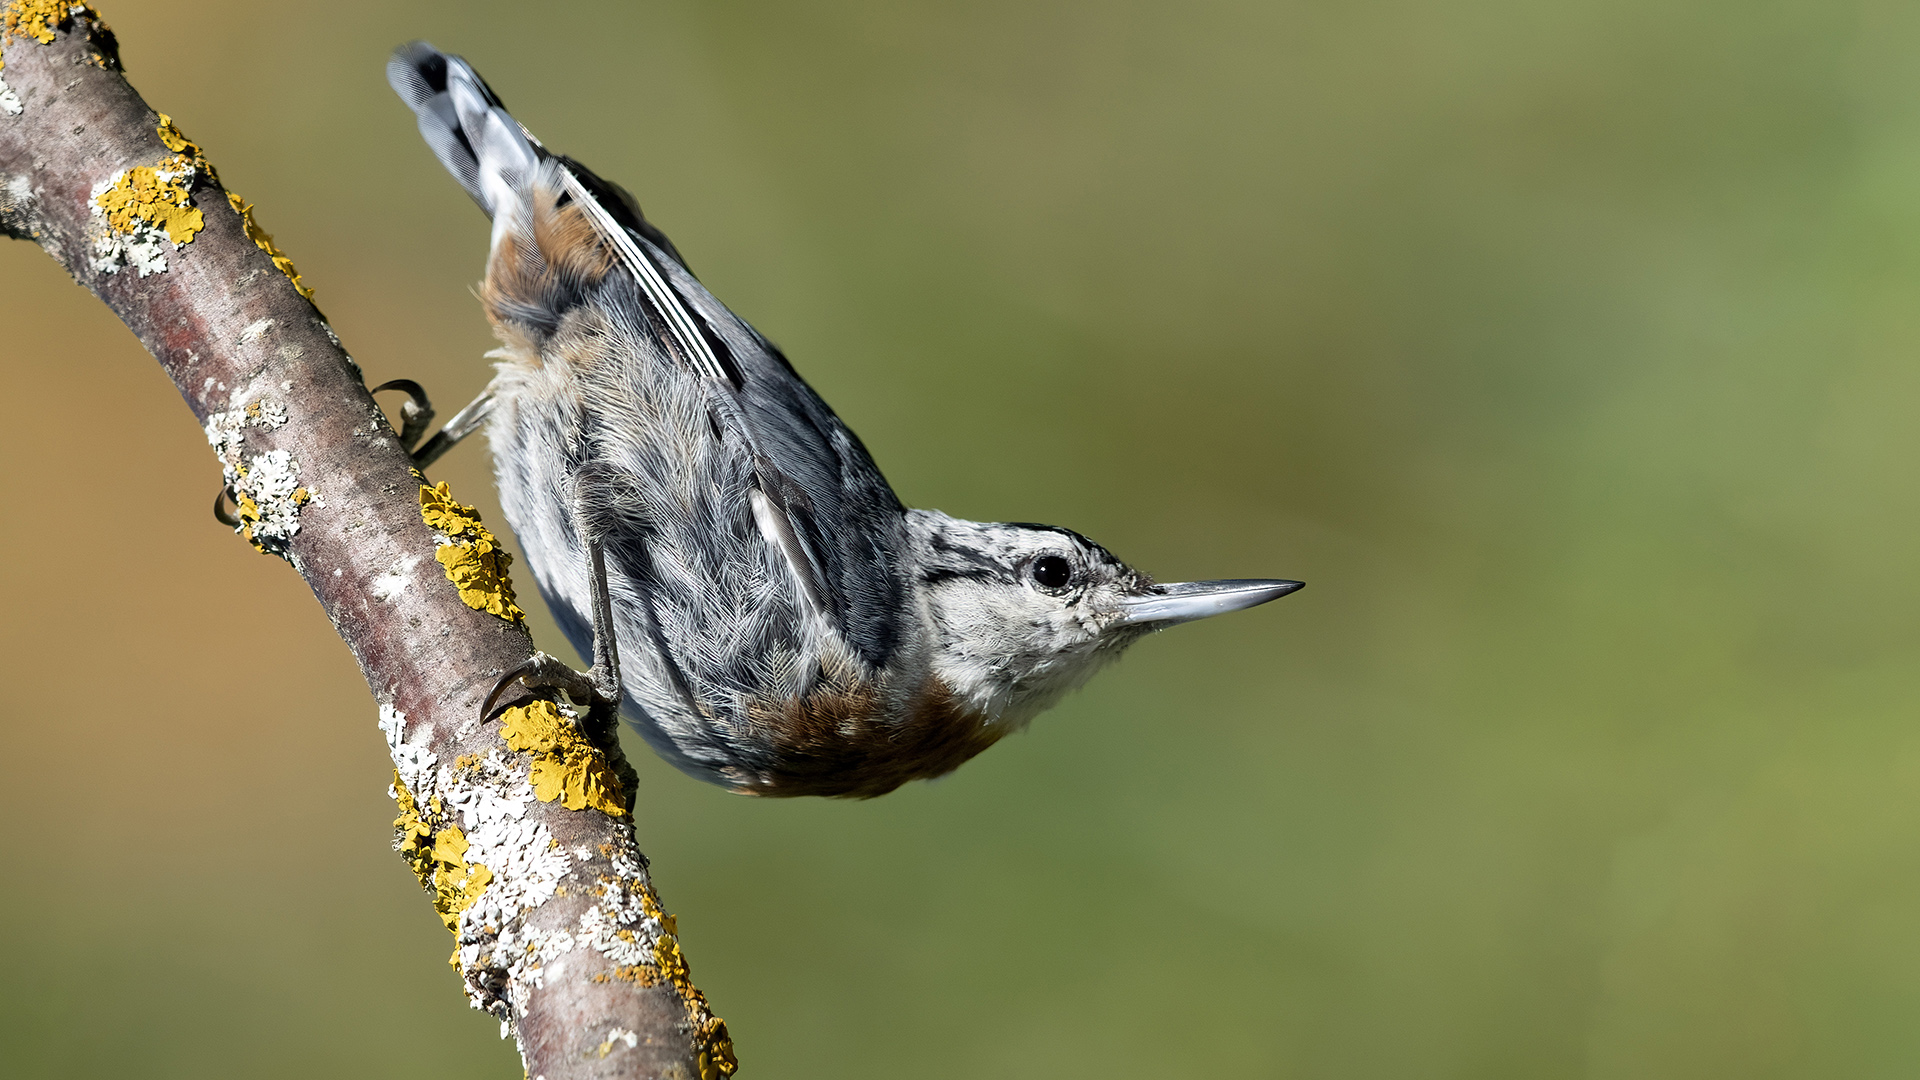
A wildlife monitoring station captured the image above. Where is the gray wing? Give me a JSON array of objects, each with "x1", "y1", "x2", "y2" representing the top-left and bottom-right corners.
[
  {"x1": 636, "y1": 236, "x2": 912, "y2": 668},
  {"x1": 390, "y1": 40, "x2": 911, "y2": 675},
  {"x1": 644, "y1": 244, "x2": 913, "y2": 673},
  {"x1": 546, "y1": 146, "x2": 913, "y2": 672}
]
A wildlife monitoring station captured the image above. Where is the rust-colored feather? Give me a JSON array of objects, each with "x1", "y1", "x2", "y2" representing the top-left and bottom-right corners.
[
  {"x1": 478, "y1": 182, "x2": 616, "y2": 346},
  {"x1": 734, "y1": 676, "x2": 1004, "y2": 798}
]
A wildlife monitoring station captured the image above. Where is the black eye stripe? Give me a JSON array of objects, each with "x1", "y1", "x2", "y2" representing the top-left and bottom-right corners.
[{"x1": 921, "y1": 565, "x2": 999, "y2": 586}]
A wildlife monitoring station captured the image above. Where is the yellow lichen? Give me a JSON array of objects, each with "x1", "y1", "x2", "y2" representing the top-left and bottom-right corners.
[
  {"x1": 233, "y1": 491, "x2": 268, "y2": 554},
  {"x1": 154, "y1": 113, "x2": 315, "y2": 301},
  {"x1": 590, "y1": 965, "x2": 660, "y2": 986},
  {"x1": 392, "y1": 771, "x2": 438, "y2": 888},
  {"x1": 418, "y1": 479, "x2": 486, "y2": 535},
  {"x1": 152, "y1": 115, "x2": 216, "y2": 210},
  {"x1": 227, "y1": 191, "x2": 315, "y2": 301},
  {"x1": 430, "y1": 825, "x2": 493, "y2": 934},
  {"x1": 391, "y1": 771, "x2": 492, "y2": 937},
  {"x1": 651, "y1": 933, "x2": 690, "y2": 986},
  {"x1": 87, "y1": 116, "x2": 212, "y2": 246},
  {"x1": 579, "y1": 860, "x2": 733, "y2": 1072},
  {"x1": 636, "y1": 886, "x2": 736, "y2": 1078},
  {"x1": 419, "y1": 481, "x2": 525, "y2": 622},
  {"x1": 695, "y1": 1017, "x2": 737, "y2": 1080},
  {"x1": 498, "y1": 699, "x2": 626, "y2": 815},
  {"x1": 3, "y1": 0, "x2": 70, "y2": 46},
  {"x1": 94, "y1": 157, "x2": 203, "y2": 244},
  {"x1": 154, "y1": 112, "x2": 196, "y2": 156},
  {"x1": 1, "y1": 2, "x2": 111, "y2": 75}
]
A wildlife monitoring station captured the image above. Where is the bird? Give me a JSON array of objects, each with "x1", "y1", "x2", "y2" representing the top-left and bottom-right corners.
[{"x1": 385, "y1": 42, "x2": 1303, "y2": 798}]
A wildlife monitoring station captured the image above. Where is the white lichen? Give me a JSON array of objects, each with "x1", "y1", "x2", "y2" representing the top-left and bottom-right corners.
[
  {"x1": 204, "y1": 395, "x2": 288, "y2": 467},
  {"x1": 576, "y1": 820, "x2": 672, "y2": 968},
  {"x1": 236, "y1": 448, "x2": 306, "y2": 550},
  {"x1": 392, "y1": 746, "x2": 580, "y2": 1024},
  {"x1": 378, "y1": 711, "x2": 677, "y2": 1035},
  {"x1": 204, "y1": 409, "x2": 245, "y2": 465},
  {"x1": 0, "y1": 76, "x2": 21, "y2": 117},
  {"x1": 443, "y1": 754, "x2": 572, "y2": 924},
  {"x1": 576, "y1": 901, "x2": 653, "y2": 968},
  {"x1": 379, "y1": 704, "x2": 437, "y2": 796},
  {"x1": 205, "y1": 396, "x2": 311, "y2": 556},
  {"x1": 249, "y1": 394, "x2": 288, "y2": 429},
  {"x1": 371, "y1": 553, "x2": 424, "y2": 600},
  {"x1": 0, "y1": 175, "x2": 31, "y2": 220}
]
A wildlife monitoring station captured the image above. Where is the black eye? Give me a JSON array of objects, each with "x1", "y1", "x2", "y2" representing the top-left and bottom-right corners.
[{"x1": 1030, "y1": 555, "x2": 1073, "y2": 591}]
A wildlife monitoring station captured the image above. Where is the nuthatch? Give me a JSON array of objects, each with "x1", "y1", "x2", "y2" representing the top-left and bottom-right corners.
[{"x1": 385, "y1": 43, "x2": 1302, "y2": 797}]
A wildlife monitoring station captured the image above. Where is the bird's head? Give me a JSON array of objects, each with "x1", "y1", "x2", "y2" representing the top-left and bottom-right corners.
[{"x1": 908, "y1": 511, "x2": 1302, "y2": 726}]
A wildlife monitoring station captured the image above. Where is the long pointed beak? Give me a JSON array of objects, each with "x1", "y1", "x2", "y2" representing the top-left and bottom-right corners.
[{"x1": 1116, "y1": 578, "x2": 1304, "y2": 627}]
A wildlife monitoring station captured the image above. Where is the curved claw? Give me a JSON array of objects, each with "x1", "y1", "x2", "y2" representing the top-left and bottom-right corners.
[
  {"x1": 482, "y1": 651, "x2": 619, "y2": 729},
  {"x1": 214, "y1": 484, "x2": 241, "y2": 529},
  {"x1": 370, "y1": 378, "x2": 436, "y2": 454}
]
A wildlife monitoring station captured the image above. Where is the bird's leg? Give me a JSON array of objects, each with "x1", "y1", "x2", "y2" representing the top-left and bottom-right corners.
[
  {"x1": 409, "y1": 385, "x2": 495, "y2": 469},
  {"x1": 584, "y1": 535, "x2": 622, "y2": 703},
  {"x1": 371, "y1": 380, "x2": 496, "y2": 468},
  {"x1": 481, "y1": 536, "x2": 622, "y2": 732}
]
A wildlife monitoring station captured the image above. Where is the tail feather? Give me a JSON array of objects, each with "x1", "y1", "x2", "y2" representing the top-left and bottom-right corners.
[
  {"x1": 388, "y1": 41, "x2": 542, "y2": 236},
  {"x1": 389, "y1": 41, "x2": 730, "y2": 382},
  {"x1": 388, "y1": 41, "x2": 692, "y2": 271}
]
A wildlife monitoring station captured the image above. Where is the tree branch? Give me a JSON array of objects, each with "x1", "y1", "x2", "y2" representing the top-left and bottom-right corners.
[{"x1": 0, "y1": 6, "x2": 734, "y2": 1077}]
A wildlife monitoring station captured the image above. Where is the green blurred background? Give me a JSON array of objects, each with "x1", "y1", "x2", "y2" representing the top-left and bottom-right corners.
[{"x1": 4, "y1": 0, "x2": 1918, "y2": 1075}]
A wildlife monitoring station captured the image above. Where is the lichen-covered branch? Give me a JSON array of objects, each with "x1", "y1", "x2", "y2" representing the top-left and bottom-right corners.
[{"x1": 0, "y1": 7, "x2": 734, "y2": 1078}]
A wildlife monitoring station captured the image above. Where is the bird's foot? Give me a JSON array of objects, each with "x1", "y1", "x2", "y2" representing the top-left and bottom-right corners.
[
  {"x1": 482, "y1": 651, "x2": 620, "y2": 731},
  {"x1": 370, "y1": 379, "x2": 437, "y2": 457},
  {"x1": 390, "y1": 380, "x2": 495, "y2": 470},
  {"x1": 214, "y1": 484, "x2": 241, "y2": 529}
]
